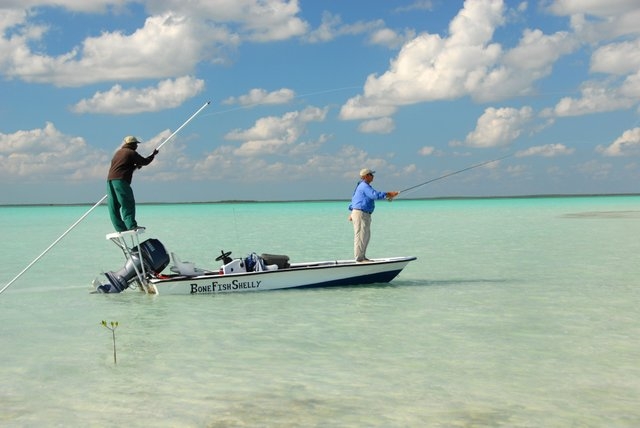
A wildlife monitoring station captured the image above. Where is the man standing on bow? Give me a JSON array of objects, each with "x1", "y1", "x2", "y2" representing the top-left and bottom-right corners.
[
  {"x1": 107, "y1": 136, "x2": 158, "y2": 232},
  {"x1": 348, "y1": 168, "x2": 399, "y2": 262}
]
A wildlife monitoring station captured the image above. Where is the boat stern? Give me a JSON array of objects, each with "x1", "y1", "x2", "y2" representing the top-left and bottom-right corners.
[{"x1": 93, "y1": 238, "x2": 169, "y2": 293}]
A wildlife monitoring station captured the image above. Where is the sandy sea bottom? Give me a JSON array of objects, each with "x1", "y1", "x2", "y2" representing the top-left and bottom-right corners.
[{"x1": 1, "y1": 196, "x2": 639, "y2": 427}]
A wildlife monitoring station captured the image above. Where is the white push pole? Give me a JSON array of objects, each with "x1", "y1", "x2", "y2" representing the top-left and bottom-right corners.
[{"x1": 0, "y1": 101, "x2": 211, "y2": 295}]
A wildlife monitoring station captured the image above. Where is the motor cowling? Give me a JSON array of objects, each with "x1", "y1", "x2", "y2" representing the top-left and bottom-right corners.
[{"x1": 94, "y1": 238, "x2": 169, "y2": 293}]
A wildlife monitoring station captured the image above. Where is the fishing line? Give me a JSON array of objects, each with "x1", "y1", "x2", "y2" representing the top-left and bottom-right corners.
[
  {"x1": 396, "y1": 153, "x2": 514, "y2": 199},
  {"x1": 0, "y1": 101, "x2": 211, "y2": 295}
]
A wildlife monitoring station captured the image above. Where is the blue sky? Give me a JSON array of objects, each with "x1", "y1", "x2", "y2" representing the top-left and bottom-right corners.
[{"x1": 1, "y1": 0, "x2": 639, "y2": 204}]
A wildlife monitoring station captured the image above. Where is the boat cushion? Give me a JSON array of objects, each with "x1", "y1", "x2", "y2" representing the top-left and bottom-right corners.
[{"x1": 260, "y1": 253, "x2": 290, "y2": 269}]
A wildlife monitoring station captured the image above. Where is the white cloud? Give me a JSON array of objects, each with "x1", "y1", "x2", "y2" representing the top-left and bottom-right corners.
[
  {"x1": 224, "y1": 106, "x2": 328, "y2": 156},
  {"x1": 546, "y1": 0, "x2": 638, "y2": 16},
  {"x1": 358, "y1": 117, "x2": 395, "y2": 134},
  {"x1": 305, "y1": 11, "x2": 384, "y2": 43},
  {"x1": 394, "y1": 1, "x2": 435, "y2": 13},
  {"x1": 0, "y1": 115, "x2": 403, "y2": 191},
  {"x1": 223, "y1": 88, "x2": 295, "y2": 106},
  {"x1": 621, "y1": 71, "x2": 640, "y2": 98},
  {"x1": 368, "y1": 28, "x2": 416, "y2": 49},
  {"x1": 2, "y1": 12, "x2": 212, "y2": 86},
  {"x1": 552, "y1": 81, "x2": 636, "y2": 117},
  {"x1": 9, "y1": 1, "x2": 128, "y2": 14},
  {"x1": 516, "y1": 143, "x2": 574, "y2": 157},
  {"x1": 575, "y1": 159, "x2": 612, "y2": 180},
  {"x1": 339, "y1": 94, "x2": 398, "y2": 120},
  {"x1": 0, "y1": 122, "x2": 199, "y2": 184},
  {"x1": 504, "y1": 29, "x2": 570, "y2": 70},
  {"x1": 544, "y1": 35, "x2": 640, "y2": 119},
  {"x1": 472, "y1": 28, "x2": 577, "y2": 102},
  {"x1": 189, "y1": 143, "x2": 398, "y2": 184},
  {"x1": 591, "y1": 39, "x2": 640, "y2": 75},
  {"x1": 458, "y1": 106, "x2": 533, "y2": 148},
  {"x1": 138, "y1": 0, "x2": 309, "y2": 42},
  {"x1": 0, "y1": 122, "x2": 107, "y2": 181},
  {"x1": 340, "y1": 0, "x2": 578, "y2": 123},
  {"x1": 235, "y1": 0, "x2": 308, "y2": 42},
  {"x1": 505, "y1": 163, "x2": 529, "y2": 177},
  {"x1": 0, "y1": 8, "x2": 27, "y2": 31},
  {"x1": 418, "y1": 146, "x2": 435, "y2": 156},
  {"x1": 305, "y1": 12, "x2": 341, "y2": 43},
  {"x1": 0, "y1": 1, "x2": 308, "y2": 88},
  {"x1": 548, "y1": 0, "x2": 640, "y2": 42},
  {"x1": 340, "y1": 0, "x2": 505, "y2": 117},
  {"x1": 0, "y1": 13, "x2": 225, "y2": 86},
  {"x1": 72, "y1": 76, "x2": 205, "y2": 114},
  {"x1": 596, "y1": 127, "x2": 640, "y2": 156}
]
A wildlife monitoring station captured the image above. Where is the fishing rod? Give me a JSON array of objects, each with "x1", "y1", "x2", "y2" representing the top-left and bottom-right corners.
[
  {"x1": 0, "y1": 100, "x2": 211, "y2": 295},
  {"x1": 396, "y1": 153, "x2": 513, "y2": 198}
]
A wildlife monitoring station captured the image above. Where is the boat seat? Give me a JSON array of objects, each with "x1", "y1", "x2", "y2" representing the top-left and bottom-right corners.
[
  {"x1": 170, "y1": 252, "x2": 199, "y2": 276},
  {"x1": 261, "y1": 253, "x2": 290, "y2": 269}
]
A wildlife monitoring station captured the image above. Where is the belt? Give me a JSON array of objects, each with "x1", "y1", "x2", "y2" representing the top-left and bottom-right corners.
[{"x1": 354, "y1": 209, "x2": 372, "y2": 214}]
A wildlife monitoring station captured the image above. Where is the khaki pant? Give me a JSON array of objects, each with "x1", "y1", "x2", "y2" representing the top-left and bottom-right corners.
[{"x1": 351, "y1": 209, "x2": 371, "y2": 261}]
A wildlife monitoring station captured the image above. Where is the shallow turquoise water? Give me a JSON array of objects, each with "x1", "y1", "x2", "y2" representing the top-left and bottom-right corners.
[{"x1": 1, "y1": 196, "x2": 639, "y2": 426}]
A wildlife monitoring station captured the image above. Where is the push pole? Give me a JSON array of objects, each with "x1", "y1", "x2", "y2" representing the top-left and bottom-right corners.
[{"x1": 0, "y1": 101, "x2": 211, "y2": 295}]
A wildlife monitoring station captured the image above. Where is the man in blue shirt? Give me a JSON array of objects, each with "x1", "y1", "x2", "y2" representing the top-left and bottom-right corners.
[{"x1": 348, "y1": 168, "x2": 399, "y2": 262}]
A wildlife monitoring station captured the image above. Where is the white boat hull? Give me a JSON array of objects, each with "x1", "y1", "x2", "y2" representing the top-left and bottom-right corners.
[{"x1": 149, "y1": 257, "x2": 416, "y2": 295}]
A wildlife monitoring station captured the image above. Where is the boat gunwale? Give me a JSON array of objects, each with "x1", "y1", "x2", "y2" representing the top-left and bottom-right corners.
[{"x1": 149, "y1": 255, "x2": 417, "y2": 284}]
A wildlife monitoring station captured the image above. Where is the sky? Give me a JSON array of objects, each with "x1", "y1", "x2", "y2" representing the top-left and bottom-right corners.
[{"x1": 1, "y1": 0, "x2": 640, "y2": 204}]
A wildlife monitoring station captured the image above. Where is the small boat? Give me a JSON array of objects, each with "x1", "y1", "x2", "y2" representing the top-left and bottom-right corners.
[{"x1": 92, "y1": 230, "x2": 416, "y2": 295}]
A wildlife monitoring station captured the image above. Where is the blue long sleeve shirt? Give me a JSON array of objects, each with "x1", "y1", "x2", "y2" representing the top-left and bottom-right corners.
[{"x1": 349, "y1": 180, "x2": 387, "y2": 214}]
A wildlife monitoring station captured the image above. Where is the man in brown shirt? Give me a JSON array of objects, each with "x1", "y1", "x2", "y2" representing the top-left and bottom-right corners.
[{"x1": 107, "y1": 136, "x2": 158, "y2": 232}]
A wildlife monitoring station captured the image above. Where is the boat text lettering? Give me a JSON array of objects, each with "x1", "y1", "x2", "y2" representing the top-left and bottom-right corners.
[{"x1": 190, "y1": 279, "x2": 262, "y2": 294}]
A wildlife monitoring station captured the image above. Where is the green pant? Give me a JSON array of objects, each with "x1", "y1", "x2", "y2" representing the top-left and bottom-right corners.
[{"x1": 107, "y1": 179, "x2": 138, "y2": 232}]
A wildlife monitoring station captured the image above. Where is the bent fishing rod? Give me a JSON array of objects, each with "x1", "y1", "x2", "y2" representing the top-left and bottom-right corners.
[
  {"x1": 0, "y1": 100, "x2": 211, "y2": 295},
  {"x1": 396, "y1": 153, "x2": 513, "y2": 198}
]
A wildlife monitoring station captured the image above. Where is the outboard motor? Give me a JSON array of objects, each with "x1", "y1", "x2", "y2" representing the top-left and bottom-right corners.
[{"x1": 95, "y1": 238, "x2": 169, "y2": 293}]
